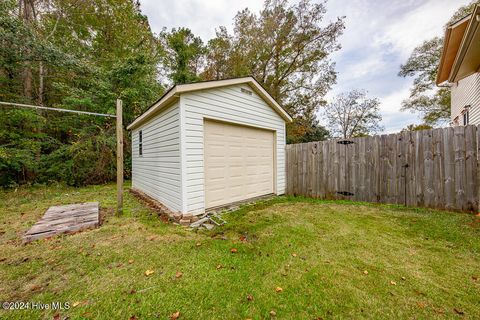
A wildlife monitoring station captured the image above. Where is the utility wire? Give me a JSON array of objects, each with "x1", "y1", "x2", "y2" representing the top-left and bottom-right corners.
[{"x1": 0, "y1": 101, "x2": 116, "y2": 118}]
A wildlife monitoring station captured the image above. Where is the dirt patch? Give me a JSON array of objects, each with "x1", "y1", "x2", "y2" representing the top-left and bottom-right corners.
[
  {"x1": 99, "y1": 207, "x2": 114, "y2": 224},
  {"x1": 129, "y1": 188, "x2": 173, "y2": 223}
]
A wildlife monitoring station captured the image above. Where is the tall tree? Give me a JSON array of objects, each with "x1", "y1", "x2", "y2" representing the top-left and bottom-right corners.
[
  {"x1": 160, "y1": 27, "x2": 205, "y2": 85},
  {"x1": 18, "y1": 0, "x2": 36, "y2": 100},
  {"x1": 398, "y1": 1, "x2": 478, "y2": 125},
  {"x1": 203, "y1": 27, "x2": 233, "y2": 81},
  {"x1": 401, "y1": 123, "x2": 433, "y2": 132},
  {"x1": 324, "y1": 90, "x2": 383, "y2": 139},
  {"x1": 0, "y1": 0, "x2": 162, "y2": 187},
  {"x1": 202, "y1": 0, "x2": 345, "y2": 142}
]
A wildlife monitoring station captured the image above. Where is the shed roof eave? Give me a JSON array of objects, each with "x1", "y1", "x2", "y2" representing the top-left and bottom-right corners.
[
  {"x1": 449, "y1": 6, "x2": 480, "y2": 83},
  {"x1": 127, "y1": 77, "x2": 292, "y2": 130},
  {"x1": 126, "y1": 88, "x2": 179, "y2": 130}
]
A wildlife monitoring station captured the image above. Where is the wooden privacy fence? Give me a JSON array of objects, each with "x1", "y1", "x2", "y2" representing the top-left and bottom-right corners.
[{"x1": 285, "y1": 125, "x2": 479, "y2": 212}]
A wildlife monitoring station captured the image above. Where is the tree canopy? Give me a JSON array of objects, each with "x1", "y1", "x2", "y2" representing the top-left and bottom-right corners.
[
  {"x1": 202, "y1": 0, "x2": 345, "y2": 142},
  {"x1": 398, "y1": 1, "x2": 478, "y2": 125},
  {"x1": 323, "y1": 90, "x2": 383, "y2": 139},
  {"x1": 0, "y1": 0, "x2": 162, "y2": 186},
  {"x1": 0, "y1": 0, "x2": 345, "y2": 187},
  {"x1": 160, "y1": 27, "x2": 205, "y2": 85}
]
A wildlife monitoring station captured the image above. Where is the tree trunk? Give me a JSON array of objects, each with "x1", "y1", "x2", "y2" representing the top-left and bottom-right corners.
[
  {"x1": 20, "y1": 0, "x2": 34, "y2": 100},
  {"x1": 38, "y1": 61, "x2": 44, "y2": 105},
  {"x1": 23, "y1": 63, "x2": 33, "y2": 99}
]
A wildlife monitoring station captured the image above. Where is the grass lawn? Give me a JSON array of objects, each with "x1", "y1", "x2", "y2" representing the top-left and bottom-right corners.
[{"x1": 0, "y1": 183, "x2": 479, "y2": 319}]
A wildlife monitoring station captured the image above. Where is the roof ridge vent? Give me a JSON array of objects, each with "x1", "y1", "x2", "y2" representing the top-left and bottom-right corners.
[{"x1": 241, "y1": 88, "x2": 253, "y2": 96}]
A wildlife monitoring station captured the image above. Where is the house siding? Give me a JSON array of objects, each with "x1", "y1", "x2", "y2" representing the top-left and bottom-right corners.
[
  {"x1": 181, "y1": 83, "x2": 286, "y2": 215},
  {"x1": 131, "y1": 102, "x2": 182, "y2": 212},
  {"x1": 451, "y1": 72, "x2": 480, "y2": 125}
]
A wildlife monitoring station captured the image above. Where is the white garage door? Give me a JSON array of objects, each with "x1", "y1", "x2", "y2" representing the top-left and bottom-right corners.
[{"x1": 204, "y1": 120, "x2": 274, "y2": 208}]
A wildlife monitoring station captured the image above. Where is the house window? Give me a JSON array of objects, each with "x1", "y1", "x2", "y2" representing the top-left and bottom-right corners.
[
  {"x1": 462, "y1": 105, "x2": 470, "y2": 126},
  {"x1": 463, "y1": 111, "x2": 469, "y2": 125},
  {"x1": 139, "y1": 130, "x2": 143, "y2": 156}
]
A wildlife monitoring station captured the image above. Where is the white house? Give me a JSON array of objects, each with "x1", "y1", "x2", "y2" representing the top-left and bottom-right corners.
[
  {"x1": 127, "y1": 77, "x2": 292, "y2": 222},
  {"x1": 437, "y1": 4, "x2": 480, "y2": 125}
]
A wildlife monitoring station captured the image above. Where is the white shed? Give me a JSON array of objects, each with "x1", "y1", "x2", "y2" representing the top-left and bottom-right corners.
[{"x1": 127, "y1": 77, "x2": 292, "y2": 221}]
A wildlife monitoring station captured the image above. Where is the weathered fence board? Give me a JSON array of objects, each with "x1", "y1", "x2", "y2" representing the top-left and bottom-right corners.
[{"x1": 285, "y1": 125, "x2": 479, "y2": 212}]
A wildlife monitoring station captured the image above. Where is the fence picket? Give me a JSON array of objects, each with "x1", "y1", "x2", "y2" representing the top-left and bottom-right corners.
[{"x1": 285, "y1": 126, "x2": 479, "y2": 213}]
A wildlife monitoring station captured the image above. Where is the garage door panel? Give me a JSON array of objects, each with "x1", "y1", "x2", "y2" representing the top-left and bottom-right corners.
[
  {"x1": 208, "y1": 173, "x2": 225, "y2": 180},
  {"x1": 205, "y1": 120, "x2": 274, "y2": 208}
]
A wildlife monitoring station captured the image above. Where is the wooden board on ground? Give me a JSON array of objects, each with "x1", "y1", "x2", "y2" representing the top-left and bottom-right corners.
[{"x1": 23, "y1": 202, "x2": 99, "y2": 243}]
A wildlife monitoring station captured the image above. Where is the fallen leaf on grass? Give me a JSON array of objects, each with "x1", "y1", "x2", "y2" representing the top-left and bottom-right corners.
[
  {"x1": 130, "y1": 289, "x2": 136, "y2": 294},
  {"x1": 413, "y1": 289, "x2": 426, "y2": 296},
  {"x1": 472, "y1": 275, "x2": 478, "y2": 282},
  {"x1": 363, "y1": 270, "x2": 368, "y2": 275},
  {"x1": 175, "y1": 271, "x2": 183, "y2": 278},
  {"x1": 53, "y1": 313, "x2": 60, "y2": 320},
  {"x1": 230, "y1": 248, "x2": 238, "y2": 253},
  {"x1": 416, "y1": 301, "x2": 426, "y2": 308},
  {"x1": 170, "y1": 311, "x2": 180, "y2": 319},
  {"x1": 246, "y1": 294, "x2": 254, "y2": 301},
  {"x1": 30, "y1": 284, "x2": 42, "y2": 292},
  {"x1": 239, "y1": 235, "x2": 247, "y2": 242},
  {"x1": 269, "y1": 310, "x2": 276, "y2": 317},
  {"x1": 453, "y1": 308, "x2": 465, "y2": 315},
  {"x1": 196, "y1": 242, "x2": 202, "y2": 247},
  {"x1": 291, "y1": 253, "x2": 297, "y2": 257},
  {"x1": 390, "y1": 281, "x2": 397, "y2": 285},
  {"x1": 401, "y1": 276, "x2": 406, "y2": 281},
  {"x1": 129, "y1": 316, "x2": 138, "y2": 320},
  {"x1": 275, "y1": 287, "x2": 283, "y2": 293},
  {"x1": 145, "y1": 270, "x2": 155, "y2": 276},
  {"x1": 128, "y1": 259, "x2": 134, "y2": 264},
  {"x1": 433, "y1": 307, "x2": 444, "y2": 315},
  {"x1": 72, "y1": 300, "x2": 89, "y2": 307},
  {"x1": 216, "y1": 264, "x2": 223, "y2": 269}
]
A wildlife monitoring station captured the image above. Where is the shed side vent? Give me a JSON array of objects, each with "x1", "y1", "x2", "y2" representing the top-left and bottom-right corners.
[{"x1": 241, "y1": 88, "x2": 253, "y2": 96}]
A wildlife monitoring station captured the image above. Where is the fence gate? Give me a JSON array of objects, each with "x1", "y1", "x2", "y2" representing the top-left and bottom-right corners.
[{"x1": 285, "y1": 125, "x2": 479, "y2": 213}]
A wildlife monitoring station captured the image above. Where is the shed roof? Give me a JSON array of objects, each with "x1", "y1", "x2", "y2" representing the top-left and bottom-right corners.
[
  {"x1": 436, "y1": 4, "x2": 480, "y2": 85},
  {"x1": 127, "y1": 77, "x2": 293, "y2": 130}
]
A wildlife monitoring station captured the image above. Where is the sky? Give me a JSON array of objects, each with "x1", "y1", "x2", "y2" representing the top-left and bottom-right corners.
[{"x1": 139, "y1": 0, "x2": 470, "y2": 133}]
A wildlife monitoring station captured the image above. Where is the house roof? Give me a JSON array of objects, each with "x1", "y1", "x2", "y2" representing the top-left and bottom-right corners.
[
  {"x1": 127, "y1": 76, "x2": 293, "y2": 130},
  {"x1": 436, "y1": 4, "x2": 480, "y2": 85}
]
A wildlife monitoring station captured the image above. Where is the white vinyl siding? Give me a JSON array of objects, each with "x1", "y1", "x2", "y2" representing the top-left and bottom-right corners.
[
  {"x1": 181, "y1": 83, "x2": 286, "y2": 214},
  {"x1": 131, "y1": 102, "x2": 182, "y2": 212},
  {"x1": 451, "y1": 73, "x2": 480, "y2": 125}
]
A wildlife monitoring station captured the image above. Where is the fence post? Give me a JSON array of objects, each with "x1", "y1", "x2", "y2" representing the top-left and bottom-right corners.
[
  {"x1": 477, "y1": 125, "x2": 480, "y2": 213},
  {"x1": 116, "y1": 99, "x2": 123, "y2": 216}
]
